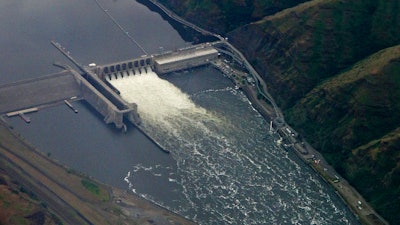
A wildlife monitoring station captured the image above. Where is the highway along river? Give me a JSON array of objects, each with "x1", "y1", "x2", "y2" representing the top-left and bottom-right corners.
[{"x1": 1, "y1": 0, "x2": 359, "y2": 224}]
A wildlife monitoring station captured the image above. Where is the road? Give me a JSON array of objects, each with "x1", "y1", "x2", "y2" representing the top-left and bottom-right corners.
[
  {"x1": 296, "y1": 140, "x2": 388, "y2": 225},
  {"x1": 216, "y1": 41, "x2": 284, "y2": 119}
]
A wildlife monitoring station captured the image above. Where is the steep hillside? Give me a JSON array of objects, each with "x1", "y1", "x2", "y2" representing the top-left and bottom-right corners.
[
  {"x1": 346, "y1": 128, "x2": 400, "y2": 223},
  {"x1": 286, "y1": 45, "x2": 400, "y2": 155},
  {"x1": 228, "y1": 0, "x2": 400, "y2": 109},
  {"x1": 286, "y1": 45, "x2": 400, "y2": 223},
  {"x1": 157, "y1": 0, "x2": 309, "y2": 33}
]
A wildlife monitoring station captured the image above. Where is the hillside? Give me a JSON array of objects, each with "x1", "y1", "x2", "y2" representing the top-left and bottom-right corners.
[
  {"x1": 228, "y1": 0, "x2": 400, "y2": 109},
  {"x1": 286, "y1": 45, "x2": 400, "y2": 223},
  {"x1": 156, "y1": 0, "x2": 309, "y2": 33},
  {"x1": 159, "y1": 0, "x2": 400, "y2": 223}
]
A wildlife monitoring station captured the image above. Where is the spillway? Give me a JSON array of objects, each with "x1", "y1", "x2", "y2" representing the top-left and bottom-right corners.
[
  {"x1": 108, "y1": 67, "x2": 204, "y2": 119},
  {"x1": 108, "y1": 68, "x2": 356, "y2": 225}
]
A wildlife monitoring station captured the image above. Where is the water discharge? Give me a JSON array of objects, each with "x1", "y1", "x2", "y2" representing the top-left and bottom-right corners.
[
  {"x1": 108, "y1": 69, "x2": 357, "y2": 225},
  {"x1": 108, "y1": 68, "x2": 224, "y2": 145}
]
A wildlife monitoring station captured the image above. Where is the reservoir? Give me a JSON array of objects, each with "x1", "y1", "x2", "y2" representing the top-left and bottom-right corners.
[{"x1": 1, "y1": 0, "x2": 359, "y2": 224}]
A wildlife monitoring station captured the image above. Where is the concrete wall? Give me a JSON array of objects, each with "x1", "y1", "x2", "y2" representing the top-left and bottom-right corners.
[
  {"x1": 71, "y1": 70, "x2": 141, "y2": 130},
  {"x1": 0, "y1": 68, "x2": 141, "y2": 130}
]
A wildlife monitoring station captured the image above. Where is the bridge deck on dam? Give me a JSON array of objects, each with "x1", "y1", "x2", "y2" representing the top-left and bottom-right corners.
[{"x1": 0, "y1": 70, "x2": 81, "y2": 114}]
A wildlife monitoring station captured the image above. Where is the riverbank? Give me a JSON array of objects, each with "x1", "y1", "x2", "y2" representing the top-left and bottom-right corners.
[
  {"x1": 203, "y1": 16, "x2": 387, "y2": 225},
  {"x1": 217, "y1": 61, "x2": 387, "y2": 225},
  {"x1": 0, "y1": 118, "x2": 196, "y2": 225}
]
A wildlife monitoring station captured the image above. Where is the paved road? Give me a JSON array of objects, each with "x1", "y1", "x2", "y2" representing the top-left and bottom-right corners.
[{"x1": 296, "y1": 140, "x2": 388, "y2": 225}]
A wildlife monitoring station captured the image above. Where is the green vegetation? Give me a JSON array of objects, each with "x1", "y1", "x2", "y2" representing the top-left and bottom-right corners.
[
  {"x1": 81, "y1": 179, "x2": 100, "y2": 195},
  {"x1": 81, "y1": 179, "x2": 109, "y2": 202}
]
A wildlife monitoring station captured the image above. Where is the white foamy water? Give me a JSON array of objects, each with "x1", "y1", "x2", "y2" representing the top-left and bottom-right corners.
[
  {"x1": 108, "y1": 68, "x2": 226, "y2": 149},
  {"x1": 108, "y1": 69, "x2": 358, "y2": 225},
  {"x1": 108, "y1": 67, "x2": 203, "y2": 120}
]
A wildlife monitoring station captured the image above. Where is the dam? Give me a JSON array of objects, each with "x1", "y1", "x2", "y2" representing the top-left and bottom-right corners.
[
  {"x1": 0, "y1": 41, "x2": 219, "y2": 132},
  {"x1": 91, "y1": 43, "x2": 219, "y2": 78}
]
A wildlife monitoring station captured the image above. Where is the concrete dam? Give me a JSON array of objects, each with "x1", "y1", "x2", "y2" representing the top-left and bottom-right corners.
[{"x1": 0, "y1": 41, "x2": 219, "y2": 132}]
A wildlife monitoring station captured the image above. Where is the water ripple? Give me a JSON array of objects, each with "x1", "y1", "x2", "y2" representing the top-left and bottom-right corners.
[{"x1": 111, "y1": 71, "x2": 358, "y2": 225}]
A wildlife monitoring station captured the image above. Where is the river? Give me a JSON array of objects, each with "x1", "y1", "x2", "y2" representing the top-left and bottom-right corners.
[{"x1": 1, "y1": 0, "x2": 359, "y2": 224}]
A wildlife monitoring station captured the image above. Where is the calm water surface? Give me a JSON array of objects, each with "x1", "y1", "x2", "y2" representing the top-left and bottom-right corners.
[{"x1": 1, "y1": 1, "x2": 359, "y2": 224}]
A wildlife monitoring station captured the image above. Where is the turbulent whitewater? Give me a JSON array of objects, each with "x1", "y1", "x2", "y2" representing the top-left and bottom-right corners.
[{"x1": 108, "y1": 68, "x2": 358, "y2": 225}]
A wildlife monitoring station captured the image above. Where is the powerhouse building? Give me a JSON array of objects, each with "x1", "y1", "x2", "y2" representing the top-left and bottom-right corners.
[{"x1": 154, "y1": 47, "x2": 218, "y2": 74}]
